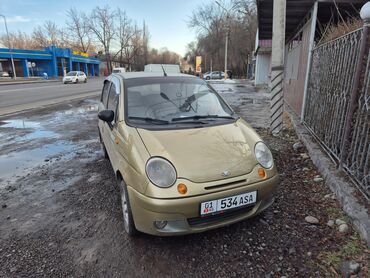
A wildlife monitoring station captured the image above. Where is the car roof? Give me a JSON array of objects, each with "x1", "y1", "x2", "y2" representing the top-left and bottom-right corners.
[{"x1": 111, "y1": 72, "x2": 197, "y2": 80}]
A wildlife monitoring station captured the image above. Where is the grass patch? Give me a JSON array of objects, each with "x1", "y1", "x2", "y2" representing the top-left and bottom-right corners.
[
  {"x1": 326, "y1": 206, "x2": 350, "y2": 223},
  {"x1": 319, "y1": 235, "x2": 370, "y2": 275},
  {"x1": 342, "y1": 240, "x2": 363, "y2": 258}
]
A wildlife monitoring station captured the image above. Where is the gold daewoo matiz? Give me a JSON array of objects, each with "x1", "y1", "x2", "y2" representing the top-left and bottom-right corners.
[{"x1": 98, "y1": 72, "x2": 279, "y2": 236}]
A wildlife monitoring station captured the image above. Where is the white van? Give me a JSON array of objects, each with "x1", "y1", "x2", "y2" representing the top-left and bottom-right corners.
[
  {"x1": 144, "y1": 64, "x2": 180, "y2": 73},
  {"x1": 112, "y1": 67, "x2": 126, "y2": 73}
]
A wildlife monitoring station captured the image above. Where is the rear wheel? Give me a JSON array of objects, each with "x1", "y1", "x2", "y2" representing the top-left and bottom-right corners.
[{"x1": 118, "y1": 178, "x2": 137, "y2": 236}]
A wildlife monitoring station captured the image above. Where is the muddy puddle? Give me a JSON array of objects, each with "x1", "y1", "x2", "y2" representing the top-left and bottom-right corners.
[
  {"x1": 0, "y1": 101, "x2": 99, "y2": 187},
  {"x1": 0, "y1": 141, "x2": 75, "y2": 186}
]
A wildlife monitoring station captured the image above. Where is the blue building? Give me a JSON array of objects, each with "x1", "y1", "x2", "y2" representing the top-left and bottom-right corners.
[{"x1": 0, "y1": 45, "x2": 100, "y2": 78}]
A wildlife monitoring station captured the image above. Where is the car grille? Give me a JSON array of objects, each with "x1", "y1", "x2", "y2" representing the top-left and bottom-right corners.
[
  {"x1": 187, "y1": 205, "x2": 254, "y2": 227},
  {"x1": 204, "y1": 179, "x2": 247, "y2": 190}
]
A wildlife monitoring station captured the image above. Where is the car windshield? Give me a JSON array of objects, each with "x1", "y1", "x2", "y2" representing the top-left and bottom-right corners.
[
  {"x1": 67, "y1": 71, "x2": 77, "y2": 76},
  {"x1": 125, "y1": 77, "x2": 235, "y2": 127}
]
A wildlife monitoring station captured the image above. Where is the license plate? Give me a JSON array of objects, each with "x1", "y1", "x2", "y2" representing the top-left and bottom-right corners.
[{"x1": 200, "y1": 191, "x2": 257, "y2": 216}]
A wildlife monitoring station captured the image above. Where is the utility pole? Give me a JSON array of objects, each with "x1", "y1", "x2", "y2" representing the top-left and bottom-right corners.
[
  {"x1": 224, "y1": 24, "x2": 228, "y2": 80},
  {"x1": 215, "y1": 1, "x2": 236, "y2": 80},
  {"x1": 0, "y1": 14, "x2": 16, "y2": 79},
  {"x1": 270, "y1": 0, "x2": 286, "y2": 134},
  {"x1": 143, "y1": 20, "x2": 148, "y2": 66}
]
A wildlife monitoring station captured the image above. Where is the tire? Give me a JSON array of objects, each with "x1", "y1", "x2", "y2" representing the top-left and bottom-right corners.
[
  {"x1": 63, "y1": 81, "x2": 67, "y2": 84},
  {"x1": 75, "y1": 79, "x2": 78, "y2": 84},
  {"x1": 118, "y1": 178, "x2": 137, "y2": 236},
  {"x1": 206, "y1": 76, "x2": 210, "y2": 80},
  {"x1": 84, "y1": 78, "x2": 87, "y2": 83}
]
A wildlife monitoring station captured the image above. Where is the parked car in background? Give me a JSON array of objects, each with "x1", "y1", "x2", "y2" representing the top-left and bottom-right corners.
[
  {"x1": 112, "y1": 67, "x2": 126, "y2": 73},
  {"x1": 97, "y1": 71, "x2": 279, "y2": 236},
  {"x1": 63, "y1": 71, "x2": 87, "y2": 84},
  {"x1": 0, "y1": 71, "x2": 10, "y2": 77},
  {"x1": 203, "y1": 71, "x2": 225, "y2": 80}
]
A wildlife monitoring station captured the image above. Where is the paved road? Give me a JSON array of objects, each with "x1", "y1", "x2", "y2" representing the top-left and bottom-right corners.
[{"x1": 0, "y1": 78, "x2": 103, "y2": 116}]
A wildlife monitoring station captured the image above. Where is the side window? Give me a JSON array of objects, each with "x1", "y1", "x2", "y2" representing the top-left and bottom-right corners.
[
  {"x1": 101, "y1": 81, "x2": 111, "y2": 107},
  {"x1": 107, "y1": 83, "x2": 119, "y2": 123}
]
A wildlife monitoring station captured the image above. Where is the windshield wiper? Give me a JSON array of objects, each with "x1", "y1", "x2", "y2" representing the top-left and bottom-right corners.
[
  {"x1": 171, "y1": 115, "x2": 236, "y2": 122},
  {"x1": 128, "y1": 116, "x2": 169, "y2": 125}
]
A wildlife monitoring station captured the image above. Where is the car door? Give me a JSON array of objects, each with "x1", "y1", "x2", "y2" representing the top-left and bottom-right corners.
[
  {"x1": 212, "y1": 71, "x2": 218, "y2": 79},
  {"x1": 103, "y1": 77, "x2": 122, "y2": 169}
]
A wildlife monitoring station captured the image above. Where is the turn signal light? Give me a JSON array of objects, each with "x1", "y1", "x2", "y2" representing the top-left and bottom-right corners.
[
  {"x1": 258, "y1": 168, "x2": 266, "y2": 178},
  {"x1": 177, "y1": 183, "x2": 188, "y2": 194}
]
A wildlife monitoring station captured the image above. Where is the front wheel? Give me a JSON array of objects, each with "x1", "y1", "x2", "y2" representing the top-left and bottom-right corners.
[
  {"x1": 75, "y1": 79, "x2": 79, "y2": 84},
  {"x1": 84, "y1": 78, "x2": 87, "y2": 83},
  {"x1": 206, "y1": 76, "x2": 210, "y2": 80},
  {"x1": 118, "y1": 179, "x2": 137, "y2": 236}
]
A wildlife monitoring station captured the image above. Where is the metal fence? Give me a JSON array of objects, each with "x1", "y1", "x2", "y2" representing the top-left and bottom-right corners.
[{"x1": 304, "y1": 28, "x2": 370, "y2": 199}]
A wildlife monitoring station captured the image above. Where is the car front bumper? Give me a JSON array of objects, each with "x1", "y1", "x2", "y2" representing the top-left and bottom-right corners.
[
  {"x1": 63, "y1": 79, "x2": 76, "y2": 83},
  {"x1": 128, "y1": 174, "x2": 279, "y2": 236}
]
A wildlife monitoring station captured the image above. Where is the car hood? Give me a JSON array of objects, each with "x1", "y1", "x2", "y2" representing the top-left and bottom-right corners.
[{"x1": 137, "y1": 119, "x2": 261, "y2": 183}]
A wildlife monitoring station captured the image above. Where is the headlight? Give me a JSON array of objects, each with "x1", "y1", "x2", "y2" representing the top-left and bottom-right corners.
[
  {"x1": 146, "y1": 157, "x2": 177, "y2": 188},
  {"x1": 254, "y1": 142, "x2": 273, "y2": 169}
]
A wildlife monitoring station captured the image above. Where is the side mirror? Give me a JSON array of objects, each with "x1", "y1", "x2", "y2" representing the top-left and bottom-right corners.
[{"x1": 98, "y1": 109, "x2": 114, "y2": 123}]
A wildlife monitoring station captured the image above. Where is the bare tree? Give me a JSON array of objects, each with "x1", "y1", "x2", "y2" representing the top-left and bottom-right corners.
[
  {"x1": 32, "y1": 21, "x2": 63, "y2": 48},
  {"x1": 187, "y1": 0, "x2": 257, "y2": 76},
  {"x1": 87, "y1": 6, "x2": 116, "y2": 73},
  {"x1": 122, "y1": 23, "x2": 143, "y2": 71},
  {"x1": 0, "y1": 31, "x2": 37, "y2": 49},
  {"x1": 111, "y1": 8, "x2": 134, "y2": 67},
  {"x1": 66, "y1": 8, "x2": 91, "y2": 53}
]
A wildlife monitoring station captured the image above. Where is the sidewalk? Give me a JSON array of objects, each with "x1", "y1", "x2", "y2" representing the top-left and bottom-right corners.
[{"x1": 211, "y1": 79, "x2": 270, "y2": 128}]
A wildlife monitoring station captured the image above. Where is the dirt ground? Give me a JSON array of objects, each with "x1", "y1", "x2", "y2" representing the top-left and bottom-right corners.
[{"x1": 0, "y1": 84, "x2": 369, "y2": 277}]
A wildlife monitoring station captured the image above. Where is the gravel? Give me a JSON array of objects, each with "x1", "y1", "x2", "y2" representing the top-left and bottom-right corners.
[
  {"x1": 339, "y1": 261, "x2": 361, "y2": 277},
  {"x1": 305, "y1": 216, "x2": 319, "y2": 224},
  {"x1": 338, "y1": 224, "x2": 349, "y2": 233},
  {"x1": 327, "y1": 220, "x2": 335, "y2": 227},
  {"x1": 335, "y1": 219, "x2": 347, "y2": 225}
]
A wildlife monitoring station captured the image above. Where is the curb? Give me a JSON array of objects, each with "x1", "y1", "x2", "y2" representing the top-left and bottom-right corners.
[{"x1": 286, "y1": 105, "x2": 370, "y2": 247}]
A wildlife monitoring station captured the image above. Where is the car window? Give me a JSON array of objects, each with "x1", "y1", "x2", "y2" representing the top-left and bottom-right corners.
[
  {"x1": 101, "y1": 81, "x2": 111, "y2": 107},
  {"x1": 107, "y1": 83, "x2": 119, "y2": 123},
  {"x1": 125, "y1": 77, "x2": 233, "y2": 123}
]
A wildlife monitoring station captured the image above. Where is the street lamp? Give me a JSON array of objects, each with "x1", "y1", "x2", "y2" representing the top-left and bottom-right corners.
[
  {"x1": 0, "y1": 14, "x2": 16, "y2": 79},
  {"x1": 215, "y1": 1, "x2": 237, "y2": 80}
]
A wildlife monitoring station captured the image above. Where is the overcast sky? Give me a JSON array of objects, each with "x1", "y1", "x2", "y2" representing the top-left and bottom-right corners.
[{"x1": 0, "y1": 0, "x2": 203, "y2": 56}]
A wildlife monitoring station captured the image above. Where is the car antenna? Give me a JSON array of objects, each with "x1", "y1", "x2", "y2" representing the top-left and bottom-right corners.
[{"x1": 161, "y1": 65, "x2": 167, "y2": 77}]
